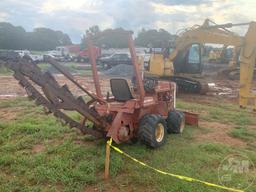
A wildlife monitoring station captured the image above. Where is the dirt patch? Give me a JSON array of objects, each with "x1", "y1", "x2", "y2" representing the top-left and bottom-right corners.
[
  {"x1": 0, "y1": 76, "x2": 26, "y2": 98},
  {"x1": 199, "y1": 121, "x2": 232, "y2": 130},
  {"x1": 247, "y1": 125, "x2": 256, "y2": 130},
  {"x1": 197, "y1": 121, "x2": 246, "y2": 147},
  {"x1": 0, "y1": 108, "x2": 19, "y2": 121},
  {"x1": 85, "y1": 175, "x2": 155, "y2": 192},
  {"x1": 178, "y1": 78, "x2": 245, "y2": 105},
  {"x1": 0, "y1": 74, "x2": 113, "y2": 98},
  {"x1": 85, "y1": 184, "x2": 121, "y2": 192},
  {"x1": 73, "y1": 139, "x2": 96, "y2": 146},
  {"x1": 32, "y1": 144, "x2": 45, "y2": 153},
  {"x1": 179, "y1": 93, "x2": 237, "y2": 106}
]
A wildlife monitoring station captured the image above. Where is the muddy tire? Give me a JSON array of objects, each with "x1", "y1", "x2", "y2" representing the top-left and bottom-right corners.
[
  {"x1": 166, "y1": 110, "x2": 185, "y2": 134},
  {"x1": 138, "y1": 114, "x2": 167, "y2": 148}
]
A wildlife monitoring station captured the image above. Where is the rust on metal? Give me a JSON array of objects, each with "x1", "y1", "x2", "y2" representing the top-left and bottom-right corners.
[
  {"x1": 183, "y1": 111, "x2": 199, "y2": 126},
  {"x1": 127, "y1": 34, "x2": 145, "y2": 103},
  {"x1": 87, "y1": 37, "x2": 103, "y2": 99}
]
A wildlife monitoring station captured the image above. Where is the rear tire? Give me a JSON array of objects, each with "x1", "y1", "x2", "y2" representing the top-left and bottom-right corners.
[
  {"x1": 166, "y1": 110, "x2": 185, "y2": 134},
  {"x1": 138, "y1": 114, "x2": 167, "y2": 148}
]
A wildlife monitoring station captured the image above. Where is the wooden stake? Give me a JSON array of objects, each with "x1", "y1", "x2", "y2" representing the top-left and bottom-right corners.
[{"x1": 104, "y1": 139, "x2": 111, "y2": 179}]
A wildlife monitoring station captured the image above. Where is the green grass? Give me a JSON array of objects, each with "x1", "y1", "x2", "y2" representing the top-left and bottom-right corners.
[
  {"x1": 177, "y1": 100, "x2": 255, "y2": 126},
  {"x1": 229, "y1": 126, "x2": 256, "y2": 141},
  {"x1": 0, "y1": 97, "x2": 255, "y2": 191},
  {"x1": 0, "y1": 66, "x2": 13, "y2": 75}
]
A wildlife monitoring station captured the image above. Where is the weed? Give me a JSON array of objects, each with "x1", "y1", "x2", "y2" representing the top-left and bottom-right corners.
[{"x1": 229, "y1": 127, "x2": 256, "y2": 141}]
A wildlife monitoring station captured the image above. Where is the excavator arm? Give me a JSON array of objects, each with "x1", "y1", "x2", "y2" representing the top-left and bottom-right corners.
[
  {"x1": 176, "y1": 21, "x2": 242, "y2": 48},
  {"x1": 147, "y1": 19, "x2": 244, "y2": 79},
  {"x1": 239, "y1": 22, "x2": 256, "y2": 110},
  {"x1": 168, "y1": 19, "x2": 243, "y2": 72}
]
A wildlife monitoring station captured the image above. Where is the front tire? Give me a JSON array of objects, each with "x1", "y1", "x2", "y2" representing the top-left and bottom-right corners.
[
  {"x1": 138, "y1": 114, "x2": 167, "y2": 148},
  {"x1": 166, "y1": 110, "x2": 185, "y2": 134}
]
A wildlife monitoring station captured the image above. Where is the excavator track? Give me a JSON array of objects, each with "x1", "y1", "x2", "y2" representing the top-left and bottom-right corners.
[
  {"x1": 167, "y1": 76, "x2": 209, "y2": 94},
  {"x1": 0, "y1": 53, "x2": 106, "y2": 138},
  {"x1": 145, "y1": 75, "x2": 208, "y2": 94}
]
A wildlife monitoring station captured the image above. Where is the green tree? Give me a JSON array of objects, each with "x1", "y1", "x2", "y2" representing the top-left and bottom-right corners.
[
  {"x1": 135, "y1": 28, "x2": 176, "y2": 48},
  {"x1": 0, "y1": 22, "x2": 72, "y2": 51},
  {"x1": 0, "y1": 22, "x2": 27, "y2": 49},
  {"x1": 81, "y1": 26, "x2": 132, "y2": 49},
  {"x1": 28, "y1": 28, "x2": 72, "y2": 50}
]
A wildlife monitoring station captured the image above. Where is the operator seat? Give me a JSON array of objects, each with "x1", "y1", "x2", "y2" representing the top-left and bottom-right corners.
[{"x1": 110, "y1": 79, "x2": 133, "y2": 102}]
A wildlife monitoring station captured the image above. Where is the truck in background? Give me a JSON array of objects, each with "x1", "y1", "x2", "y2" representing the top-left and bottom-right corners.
[
  {"x1": 46, "y1": 45, "x2": 101, "y2": 63},
  {"x1": 73, "y1": 46, "x2": 101, "y2": 62}
]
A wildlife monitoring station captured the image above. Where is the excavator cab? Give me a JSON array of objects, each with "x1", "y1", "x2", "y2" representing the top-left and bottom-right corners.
[
  {"x1": 144, "y1": 42, "x2": 206, "y2": 93},
  {"x1": 145, "y1": 43, "x2": 202, "y2": 76},
  {"x1": 173, "y1": 43, "x2": 202, "y2": 74}
]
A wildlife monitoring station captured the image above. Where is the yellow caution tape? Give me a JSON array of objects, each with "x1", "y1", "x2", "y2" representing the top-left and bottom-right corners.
[{"x1": 107, "y1": 138, "x2": 244, "y2": 192}]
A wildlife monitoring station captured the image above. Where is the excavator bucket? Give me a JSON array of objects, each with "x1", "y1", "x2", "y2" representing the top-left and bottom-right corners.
[{"x1": 0, "y1": 52, "x2": 107, "y2": 138}]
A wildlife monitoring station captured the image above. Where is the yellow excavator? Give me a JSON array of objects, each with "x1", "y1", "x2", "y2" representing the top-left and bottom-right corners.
[
  {"x1": 208, "y1": 45, "x2": 232, "y2": 64},
  {"x1": 145, "y1": 19, "x2": 256, "y2": 110}
]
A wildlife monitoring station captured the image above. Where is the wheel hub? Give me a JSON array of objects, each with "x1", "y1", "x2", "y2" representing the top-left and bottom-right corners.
[{"x1": 155, "y1": 123, "x2": 164, "y2": 142}]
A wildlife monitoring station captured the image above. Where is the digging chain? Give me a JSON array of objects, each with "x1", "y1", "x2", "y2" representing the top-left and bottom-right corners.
[{"x1": 0, "y1": 57, "x2": 104, "y2": 138}]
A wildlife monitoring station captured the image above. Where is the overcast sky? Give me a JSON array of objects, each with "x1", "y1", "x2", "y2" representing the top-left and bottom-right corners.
[{"x1": 0, "y1": 0, "x2": 255, "y2": 43}]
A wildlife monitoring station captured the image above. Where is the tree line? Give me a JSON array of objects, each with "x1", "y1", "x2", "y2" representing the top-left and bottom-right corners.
[
  {"x1": 82, "y1": 25, "x2": 177, "y2": 49},
  {"x1": 0, "y1": 22, "x2": 176, "y2": 51},
  {"x1": 0, "y1": 22, "x2": 72, "y2": 51}
]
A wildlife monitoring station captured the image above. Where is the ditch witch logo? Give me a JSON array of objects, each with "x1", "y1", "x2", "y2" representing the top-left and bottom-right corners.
[{"x1": 218, "y1": 154, "x2": 255, "y2": 190}]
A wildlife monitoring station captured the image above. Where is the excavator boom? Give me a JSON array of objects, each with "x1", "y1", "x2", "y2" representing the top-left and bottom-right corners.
[{"x1": 239, "y1": 22, "x2": 256, "y2": 110}]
